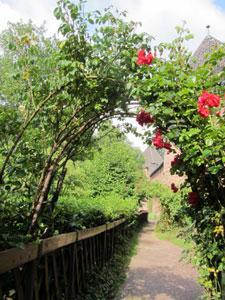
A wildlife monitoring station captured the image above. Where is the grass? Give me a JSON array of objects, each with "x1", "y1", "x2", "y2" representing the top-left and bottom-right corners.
[
  {"x1": 76, "y1": 225, "x2": 140, "y2": 300},
  {"x1": 147, "y1": 199, "x2": 157, "y2": 221},
  {"x1": 155, "y1": 227, "x2": 191, "y2": 250}
]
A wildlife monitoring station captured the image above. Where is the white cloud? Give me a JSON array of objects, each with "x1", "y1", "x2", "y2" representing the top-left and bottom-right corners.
[
  {"x1": 111, "y1": 0, "x2": 225, "y2": 51},
  {"x1": 1, "y1": 0, "x2": 224, "y2": 48},
  {"x1": 0, "y1": 0, "x2": 59, "y2": 36}
]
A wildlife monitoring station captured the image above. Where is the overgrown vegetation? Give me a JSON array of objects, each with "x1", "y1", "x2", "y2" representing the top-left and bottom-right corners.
[
  {"x1": 133, "y1": 25, "x2": 225, "y2": 298},
  {"x1": 1, "y1": 0, "x2": 225, "y2": 298},
  {"x1": 76, "y1": 225, "x2": 140, "y2": 300}
]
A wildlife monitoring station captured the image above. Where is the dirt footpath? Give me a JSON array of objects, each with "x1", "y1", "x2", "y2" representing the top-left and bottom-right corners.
[{"x1": 119, "y1": 223, "x2": 203, "y2": 300}]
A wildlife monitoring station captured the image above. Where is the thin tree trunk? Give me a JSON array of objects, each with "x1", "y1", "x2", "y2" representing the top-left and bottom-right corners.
[{"x1": 0, "y1": 85, "x2": 68, "y2": 184}]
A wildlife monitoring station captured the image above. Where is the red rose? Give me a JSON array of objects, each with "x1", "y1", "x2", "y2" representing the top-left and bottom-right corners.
[
  {"x1": 136, "y1": 49, "x2": 146, "y2": 65},
  {"x1": 171, "y1": 154, "x2": 181, "y2": 167},
  {"x1": 145, "y1": 52, "x2": 154, "y2": 64},
  {"x1": 197, "y1": 91, "x2": 221, "y2": 118},
  {"x1": 198, "y1": 105, "x2": 209, "y2": 118},
  {"x1": 163, "y1": 142, "x2": 172, "y2": 151},
  {"x1": 188, "y1": 192, "x2": 199, "y2": 207},
  {"x1": 136, "y1": 49, "x2": 154, "y2": 65},
  {"x1": 152, "y1": 129, "x2": 172, "y2": 151},
  {"x1": 152, "y1": 129, "x2": 164, "y2": 148},
  {"x1": 136, "y1": 109, "x2": 154, "y2": 126},
  {"x1": 171, "y1": 183, "x2": 178, "y2": 193}
]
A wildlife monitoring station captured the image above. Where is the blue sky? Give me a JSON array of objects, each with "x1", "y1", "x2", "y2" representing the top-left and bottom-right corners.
[{"x1": 215, "y1": 0, "x2": 225, "y2": 11}]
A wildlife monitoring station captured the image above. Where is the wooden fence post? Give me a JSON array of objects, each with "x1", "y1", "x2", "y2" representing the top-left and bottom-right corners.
[{"x1": 221, "y1": 271, "x2": 225, "y2": 299}]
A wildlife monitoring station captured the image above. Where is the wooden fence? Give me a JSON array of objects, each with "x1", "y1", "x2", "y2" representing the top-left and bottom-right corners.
[{"x1": 0, "y1": 212, "x2": 148, "y2": 300}]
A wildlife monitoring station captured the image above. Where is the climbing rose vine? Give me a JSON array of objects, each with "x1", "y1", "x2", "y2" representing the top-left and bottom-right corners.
[{"x1": 133, "y1": 26, "x2": 225, "y2": 298}]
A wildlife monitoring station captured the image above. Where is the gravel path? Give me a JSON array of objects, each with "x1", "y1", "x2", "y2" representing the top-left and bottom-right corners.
[{"x1": 119, "y1": 223, "x2": 203, "y2": 300}]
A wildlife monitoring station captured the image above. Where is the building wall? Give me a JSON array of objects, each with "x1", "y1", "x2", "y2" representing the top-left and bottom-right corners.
[{"x1": 150, "y1": 151, "x2": 185, "y2": 187}]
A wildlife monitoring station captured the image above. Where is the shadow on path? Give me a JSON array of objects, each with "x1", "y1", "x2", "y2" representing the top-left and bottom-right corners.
[{"x1": 119, "y1": 223, "x2": 203, "y2": 300}]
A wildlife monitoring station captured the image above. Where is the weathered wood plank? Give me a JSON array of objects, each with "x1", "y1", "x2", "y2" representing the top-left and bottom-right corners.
[
  {"x1": 221, "y1": 271, "x2": 225, "y2": 300},
  {"x1": 41, "y1": 232, "x2": 78, "y2": 255},
  {"x1": 77, "y1": 224, "x2": 106, "y2": 241},
  {"x1": 0, "y1": 244, "x2": 39, "y2": 274},
  {"x1": 106, "y1": 218, "x2": 125, "y2": 230},
  {"x1": 74, "y1": 244, "x2": 80, "y2": 291}
]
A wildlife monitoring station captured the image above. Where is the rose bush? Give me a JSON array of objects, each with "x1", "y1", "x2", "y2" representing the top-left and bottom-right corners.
[{"x1": 133, "y1": 26, "x2": 225, "y2": 298}]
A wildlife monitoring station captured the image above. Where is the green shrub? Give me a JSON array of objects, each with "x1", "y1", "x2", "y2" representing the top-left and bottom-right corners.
[{"x1": 147, "y1": 182, "x2": 187, "y2": 230}]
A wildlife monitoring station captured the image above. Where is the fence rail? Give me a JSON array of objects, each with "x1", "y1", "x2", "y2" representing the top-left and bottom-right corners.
[{"x1": 0, "y1": 212, "x2": 148, "y2": 300}]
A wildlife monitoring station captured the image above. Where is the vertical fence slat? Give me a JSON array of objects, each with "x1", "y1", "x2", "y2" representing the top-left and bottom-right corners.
[
  {"x1": 61, "y1": 248, "x2": 69, "y2": 300},
  {"x1": 70, "y1": 244, "x2": 76, "y2": 299},
  {"x1": 0, "y1": 275, "x2": 2, "y2": 300},
  {"x1": 74, "y1": 243, "x2": 80, "y2": 292},
  {"x1": 221, "y1": 271, "x2": 225, "y2": 299},
  {"x1": 103, "y1": 230, "x2": 107, "y2": 263},
  {"x1": 13, "y1": 268, "x2": 24, "y2": 300},
  {"x1": 84, "y1": 239, "x2": 89, "y2": 272},
  {"x1": 89, "y1": 238, "x2": 93, "y2": 269},
  {"x1": 80, "y1": 241, "x2": 85, "y2": 286},
  {"x1": 44, "y1": 256, "x2": 50, "y2": 300},
  {"x1": 24, "y1": 260, "x2": 36, "y2": 300},
  {"x1": 52, "y1": 252, "x2": 61, "y2": 300}
]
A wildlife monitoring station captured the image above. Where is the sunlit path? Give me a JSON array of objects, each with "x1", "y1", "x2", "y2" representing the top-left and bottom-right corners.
[{"x1": 119, "y1": 223, "x2": 203, "y2": 300}]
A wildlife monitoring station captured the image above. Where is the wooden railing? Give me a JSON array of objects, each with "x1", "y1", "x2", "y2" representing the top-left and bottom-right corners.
[{"x1": 0, "y1": 212, "x2": 148, "y2": 300}]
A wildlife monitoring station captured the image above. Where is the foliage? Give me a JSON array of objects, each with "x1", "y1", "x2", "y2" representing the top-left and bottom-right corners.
[
  {"x1": 64, "y1": 127, "x2": 144, "y2": 199},
  {"x1": 0, "y1": 0, "x2": 151, "y2": 235},
  {"x1": 132, "y1": 25, "x2": 225, "y2": 298},
  {"x1": 146, "y1": 182, "x2": 185, "y2": 229},
  {"x1": 0, "y1": 192, "x2": 138, "y2": 251},
  {"x1": 0, "y1": 124, "x2": 143, "y2": 249},
  {"x1": 52, "y1": 193, "x2": 138, "y2": 233},
  {"x1": 76, "y1": 225, "x2": 140, "y2": 300}
]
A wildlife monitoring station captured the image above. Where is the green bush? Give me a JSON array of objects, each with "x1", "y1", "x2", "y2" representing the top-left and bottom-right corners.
[
  {"x1": 147, "y1": 182, "x2": 187, "y2": 230},
  {"x1": 53, "y1": 193, "x2": 138, "y2": 232}
]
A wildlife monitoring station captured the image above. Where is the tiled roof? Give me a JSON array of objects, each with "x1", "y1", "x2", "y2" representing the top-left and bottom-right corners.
[
  {"x1": 191, "y1": 35, "x2": 225, "y2": 71},
  {"x1": 143, "y1": 147, "x2": 163, "y2": 176}
]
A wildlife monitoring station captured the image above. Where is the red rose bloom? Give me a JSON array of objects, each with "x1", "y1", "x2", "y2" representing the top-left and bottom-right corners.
[
  {"x1": 171, "y1": 154, "x2": 181, "y2": 167},
  {"x1": 136, "y1": 49, "x2": 146, "y2": 65},
  {"x1": 145, "y1": 52, "x2": 154, "y2": 64},
  {"x1": 136, "y1": 49, "x2": 154, "y2": 65},
  {"x1": 136, "y1": 109, "x2": 154, "y2": 126},
  {"x1": 163, "y1": 142, "x2": 172, "y2": 151},
  {"x1": 171, "y1": 183, "x2": 178, "y2": 193},
  {"x1": 152, "y1": 129, "x2": 164, "y2": 148},
  {"x1": 198, "y1": 105, "x2": 209, "y2": 118},
  {"x1": 152, "y1": 129, "x2": 172, "y2": 151},
  {"x1": 197, "y1": 91, "x2": 221, "y2": 118},
  {"x1": 200, "y1": 91, "x2": 220, "y2": 107},
  {"x1": 188, "y1": 192, "x2": 199, "y2": 207}
]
